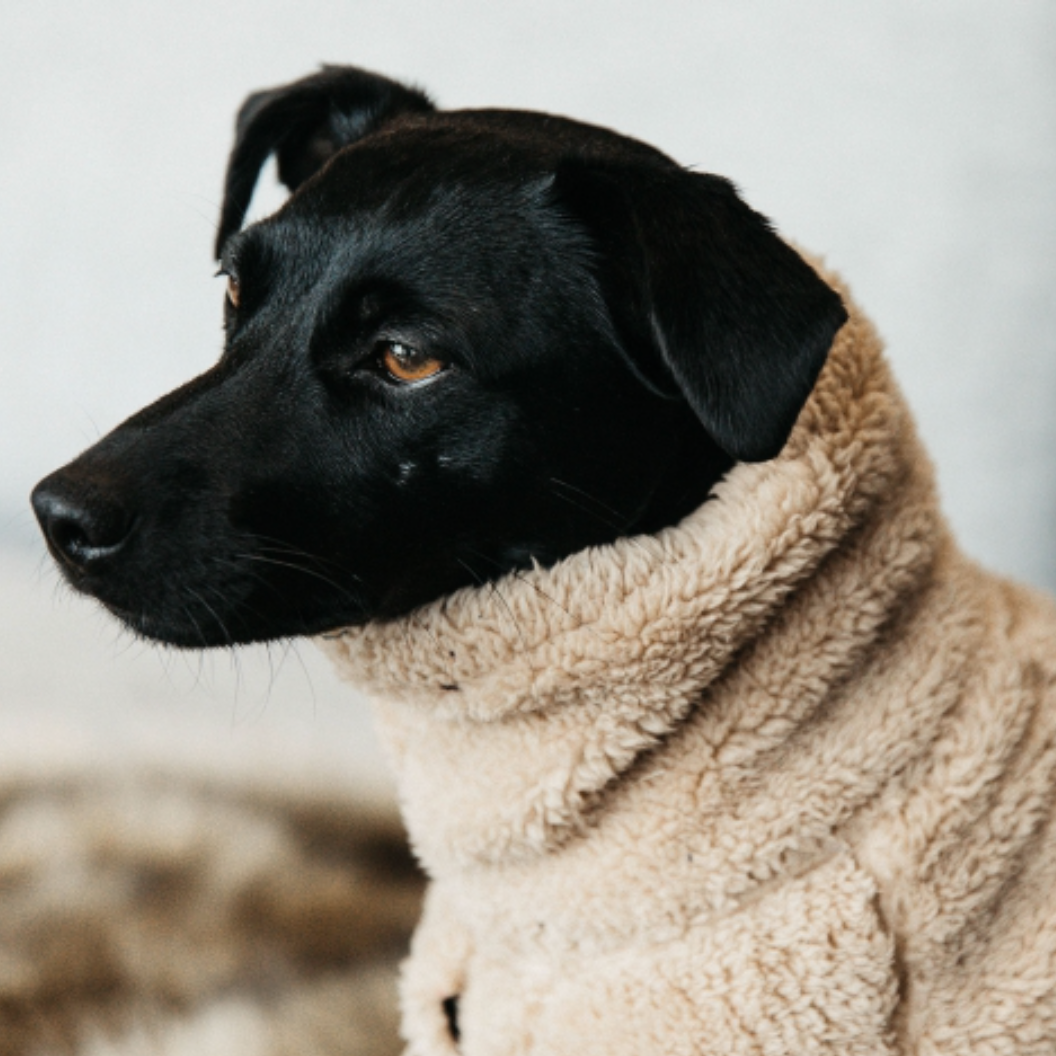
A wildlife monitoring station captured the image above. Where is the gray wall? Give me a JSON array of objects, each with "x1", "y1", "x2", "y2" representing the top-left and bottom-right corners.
[{"x1": 4, "y1": 0, "x2": 1055, "y2": 588}]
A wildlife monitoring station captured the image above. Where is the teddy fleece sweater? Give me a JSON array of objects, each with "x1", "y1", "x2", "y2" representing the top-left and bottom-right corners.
[{"x1": 322, "y1": 283, "x2": 1056, "y2": 1056}]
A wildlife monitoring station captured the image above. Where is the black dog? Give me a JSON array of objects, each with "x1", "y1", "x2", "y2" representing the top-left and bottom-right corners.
[{"x1": 32, "y1": 66, "x2": 845, "y2": 647}]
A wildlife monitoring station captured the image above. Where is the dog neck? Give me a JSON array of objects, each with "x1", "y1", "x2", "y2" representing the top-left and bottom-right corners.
[{"x1": 321, "y1": 288, "x2": 957, "y2": 880}]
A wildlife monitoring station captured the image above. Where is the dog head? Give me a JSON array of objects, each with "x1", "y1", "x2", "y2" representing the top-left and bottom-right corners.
[{"x1": 31, "y1": 66, "x2": 846, "y2": 647}]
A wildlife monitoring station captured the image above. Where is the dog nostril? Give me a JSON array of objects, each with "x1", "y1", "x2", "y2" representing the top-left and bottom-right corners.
[
  {"x1": 49, "y1": 512, "x2": 93, "y2": 560},
  {"x1": 31, "y1": 480, "x2": 134, "y2": 571}
]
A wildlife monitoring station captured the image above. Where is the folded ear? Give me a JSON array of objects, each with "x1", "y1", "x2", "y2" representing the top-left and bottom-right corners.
[
  {"x1": 215, "y1": 65, "x2": 434, "y2": 257},
  {"x1": 554, "y1": 159, "x2": 847, "y2": 462}
]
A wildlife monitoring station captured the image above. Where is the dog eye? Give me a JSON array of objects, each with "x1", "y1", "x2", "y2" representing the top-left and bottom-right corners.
[
  {"x1": 226, "y1": 276, "x2": 241, "y2": 309},
  {"x1": 378, "y1": 341, "x2": 446, "y2": 384}
]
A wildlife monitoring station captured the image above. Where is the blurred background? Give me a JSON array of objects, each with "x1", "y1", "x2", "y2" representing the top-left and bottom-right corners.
[{"x1": 2, "y1": 0, "x2": 1054, "y2": 784}]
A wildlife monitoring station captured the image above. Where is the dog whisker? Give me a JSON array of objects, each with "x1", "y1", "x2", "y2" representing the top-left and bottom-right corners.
[
  {"x1": 202, "y1": 580, "x2": 276, "y2": 648},
  {"x1": 177, "y1": 602, "x2": 210, "y2": 656},
  {"x1": 2, "y1": 507, "x2": 37, "y2": 536},
  {"x1": 395, "y1": 606, "x2": 457, "y2": 685},
  {"x1": 457, "y1": 556, "x2": 538, "y2": 684},
  {"x1": 548, "y1": 478, "x2": 651, "y2": 555},
  {"x1": 278, "y1": 638, "x2": 319, "y2": 713},
  {"x1": 165, "y1": 188, "x2": 223, "y2": 230},
  {"x1": 549, "y1": 476, "x2": 627, "y2": 524},
  {"x1": 207, "y1": 554, "x2": 287, "y2": 600},
  {"x1": 186, "y1": 587, "x2": 235, "y2": 648},
  {"x1": 235, "y1": 552, "x2": 363, "y2": 607},
  {"x1": 548, "y1": 489, "x2": 619, "y2": 529},
  {"x1": 461, "y1": 545, "x2": 598, "y2": 641},
  {"x1": 507, "y1": 569, "x2": 592, "y2": 635},
  {"x1": 243, "y1": 533, "x2": 365, "y2": 585}
]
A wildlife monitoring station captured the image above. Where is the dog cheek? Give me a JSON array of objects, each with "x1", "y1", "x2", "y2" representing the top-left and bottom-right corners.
[{"x1": 435, "y1": 409, "x2": 524, "y2": 486}]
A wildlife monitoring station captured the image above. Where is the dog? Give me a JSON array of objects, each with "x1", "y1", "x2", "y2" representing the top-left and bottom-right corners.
[
  {"x1": 33, "y1": 66, "x2": 1056, "y2": 1054},
  {"x1": 31, "y1": 65, "x2": 843, "y2": 646}
]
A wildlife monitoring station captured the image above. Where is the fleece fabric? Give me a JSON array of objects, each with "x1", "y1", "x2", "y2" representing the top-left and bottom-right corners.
[{"x1": 323, "y1": 277, "x2": 1056, "y2": 1056}]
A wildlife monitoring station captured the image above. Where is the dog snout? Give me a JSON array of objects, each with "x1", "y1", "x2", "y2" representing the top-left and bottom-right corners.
[{"x1": 31, "y1": 472, "x2": 135, "y2": 574}]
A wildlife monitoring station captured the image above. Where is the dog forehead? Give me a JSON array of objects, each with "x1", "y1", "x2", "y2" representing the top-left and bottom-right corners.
[
  {"x1": 250, "y1": 141, "x2": 585, "y2": 300},
  {"x1": 228, "y1": 109, "x2": 670, "y2": 339},
  {"x1": 289, "y1": 107, "x2": 676, "y2": 218},
  {"x1": 299, "y1": 134, "x2": 547, "y2": 229}
]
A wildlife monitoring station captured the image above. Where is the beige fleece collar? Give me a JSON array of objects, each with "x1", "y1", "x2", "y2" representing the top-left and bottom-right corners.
[
  {"x1": 319, "y1": 293, "x2": 933, "y2": 864},
  {"x1": 322, "y1": 295, "x2": 903, "y2": 717}
]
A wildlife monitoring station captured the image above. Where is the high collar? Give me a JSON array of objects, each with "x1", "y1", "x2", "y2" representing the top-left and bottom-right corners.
[{"x1": 320, "y1": 285, "x2": 950, "y2": 870}]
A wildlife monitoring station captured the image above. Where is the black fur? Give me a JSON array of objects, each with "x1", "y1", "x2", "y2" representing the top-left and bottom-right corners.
[
  {"x1": 215, "y1": 65, "x2": 434, "y2": 257},
  {"x1": 31, "y1": 66, "x2": 847, "y2": 648}
]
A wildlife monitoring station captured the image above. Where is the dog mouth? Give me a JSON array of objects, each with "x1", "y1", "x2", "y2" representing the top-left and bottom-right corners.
[
  {"x1": 94, "y1": 591, "x2": 239, "y2": 650},
  {"x1": 101, "y1": 601, "x2": 194, "y2": 647},
  {"x1": 79, "y1": 551, "x2": 372, "y2": 648},
  {"x1": 45, "y1": 543, "x2": 258, "y2": 648},
  {"x1": 32, "y1": 476, "x2": 370, "y2": 647}
]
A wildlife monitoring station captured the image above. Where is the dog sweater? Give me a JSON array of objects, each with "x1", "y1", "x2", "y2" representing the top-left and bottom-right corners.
[{"x1": 323, "y1": 282, "x2": 1056, "y2": 1055}]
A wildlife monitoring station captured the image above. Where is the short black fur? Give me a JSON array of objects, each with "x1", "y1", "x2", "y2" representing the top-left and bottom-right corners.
[{"x1": 32, "y1": 66, "x2": 847, "y2": 648}]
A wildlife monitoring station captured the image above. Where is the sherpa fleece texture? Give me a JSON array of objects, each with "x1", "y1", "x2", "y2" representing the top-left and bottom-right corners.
[{"x1": 323, "y1": 277, "x2": 1056, "y2": 1056}]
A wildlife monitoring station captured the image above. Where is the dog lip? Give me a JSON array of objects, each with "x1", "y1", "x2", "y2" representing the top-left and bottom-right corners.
[
  {"x1": 100, "y1": 600, "x2": 211, "y2": 648},
  {"x1": 99, "y1": 598, "x2": 155, "y2": 631}
]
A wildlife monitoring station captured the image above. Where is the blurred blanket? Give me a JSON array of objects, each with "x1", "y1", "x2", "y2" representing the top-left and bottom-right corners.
[
  {"x1": 0, "y1": 772, "x2": 422, "y2": 1056},
  {"x1": 0, "y1": 556, "x2": 421, "y2": 1056}
]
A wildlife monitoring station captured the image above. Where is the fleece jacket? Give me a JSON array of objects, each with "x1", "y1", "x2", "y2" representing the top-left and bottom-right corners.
[{"x1": 322, "y1": 277, "x2": 1056, "y2": 1056}]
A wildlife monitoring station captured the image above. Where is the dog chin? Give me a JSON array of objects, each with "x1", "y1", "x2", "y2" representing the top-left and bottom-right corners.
[
  {"x1": 99, "y1": 601, "x2": 225, "y2": 650},
  {"x1": 103, "y1": 596, "x2": 371, "y2": 650}
]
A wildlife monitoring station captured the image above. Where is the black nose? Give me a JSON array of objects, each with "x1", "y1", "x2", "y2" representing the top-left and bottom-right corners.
[{"x1": 31, "y1": 474, "x2": 134, "y2": 573}]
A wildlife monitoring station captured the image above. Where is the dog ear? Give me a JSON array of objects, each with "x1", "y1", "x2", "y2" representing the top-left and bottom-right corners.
[
  {"x1": 215, "y1": 65, "x2": 434, "y2": 257},
  {"x1": 554, "y1": 159, "x2": 847, "y2": 462}
]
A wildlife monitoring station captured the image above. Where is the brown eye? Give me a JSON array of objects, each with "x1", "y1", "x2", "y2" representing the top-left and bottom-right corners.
[
  {"x1": 226, "y1": 275, "x2": 241, "y2": 309},
  {"x1": 380, "y1": 341, "x2": 445, "y2": 384}
]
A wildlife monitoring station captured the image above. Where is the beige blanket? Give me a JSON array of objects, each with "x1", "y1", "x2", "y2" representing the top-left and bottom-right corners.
[{"x1": 325, "y1": 278, "x2": 1056, "y2": 1055}]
